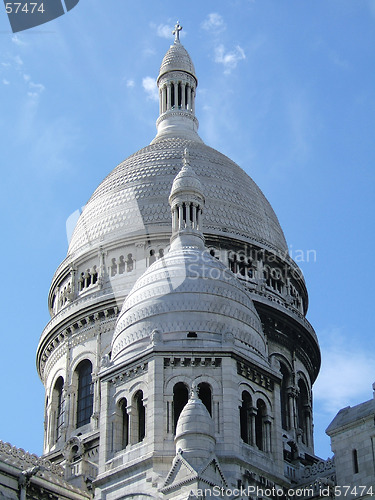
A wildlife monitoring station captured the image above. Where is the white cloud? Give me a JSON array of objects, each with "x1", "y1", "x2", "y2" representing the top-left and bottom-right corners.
[
  {"x1": 126, "y1": 79, "x2": 135, "y2": 88},
  {"x1": 202, "y1": 13, "x2": 226, "y2": 33},
  {"x1": 142, "y1": 76, "x2": 158, "y2": 102},
  {"x1": 26, "y1": 81, "x2": 45, "y2": 99},
  {"x1": 214, "y1": 44, "x2": 246, "y2": 74},
  {"x1": 12, "y1": 35, "x2": 26, "y2": 46},
  {"x1": 23, "y1": 74, "x2": 30, "y2": 81},
  {"x1": 156, "y1": 23, "x2": 172, "y2": 39},
  {"x1": 314, "y1": 327, "x2": 375, "y2": 414},
  {"x1": 14, "y1": 55, "x2": 23, "y2": 66},
  {"x1": 29, "y1": 82, "x2": 45, "y2": 92},
  {"x1": 143, "y1": 47, "x2": 156, "y2": 57},
  {"x1": 3, "y1": 79, "x2": 10, "y2": 85}
]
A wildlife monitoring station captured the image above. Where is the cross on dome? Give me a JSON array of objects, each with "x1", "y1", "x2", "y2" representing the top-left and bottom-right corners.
[{"x1": 172, "y1": 21, "x2": 182, "y2": 42}]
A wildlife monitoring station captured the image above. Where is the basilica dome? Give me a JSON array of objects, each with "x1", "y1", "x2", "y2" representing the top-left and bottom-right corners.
[
  {"x1": 111, "y1": 245, "x2": 266, "y2": 362},
  {"x1": 67, "y1": 137, "x2": 287, "y2": 257}
]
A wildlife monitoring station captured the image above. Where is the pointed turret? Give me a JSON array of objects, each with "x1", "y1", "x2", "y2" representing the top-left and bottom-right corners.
[
  {"x1": 169, "y1": 148, "x2": 205, "y2": 250},
  {"x1": 175, "y1": 384, "x2": 216, "y2": 464}
]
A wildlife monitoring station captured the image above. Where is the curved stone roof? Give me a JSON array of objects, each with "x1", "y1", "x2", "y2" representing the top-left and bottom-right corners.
[
  {"x1": 158, "y1": 41, "x2": 196, "y2": 82},
  {"x1": 67, "y1": 137, "x2": 288, "y2": 257},
  {"x1": 175, "y1": 391, "x2": 215, "y2": 454},
  {"x1": 111, "y1": 245, "x2": 266, "y2": 361}
]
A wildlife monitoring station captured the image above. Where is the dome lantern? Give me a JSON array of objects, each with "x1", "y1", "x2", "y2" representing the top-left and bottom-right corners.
[
  {"x1": 169, "y1": 148, "x2": 205, "y2": 250},
  {"x1": 154, "y1": 22, "x2": 201, "y2": 143}
]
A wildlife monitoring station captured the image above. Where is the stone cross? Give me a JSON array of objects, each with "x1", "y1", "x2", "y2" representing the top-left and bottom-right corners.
[{"x1": 173, "y1": 21, "x2": 182, "y2": 42}]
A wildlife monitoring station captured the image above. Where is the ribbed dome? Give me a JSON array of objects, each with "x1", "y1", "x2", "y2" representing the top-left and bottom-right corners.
[
  {"x1": 111, "y1": 245, "x2": 266, "y2": 361},
  {"x1": 158, "y1": 41, "x2": 196, "y2": 82},
  {"x1": 67, "y1": 138, "x2": 288, "y2": 257}
]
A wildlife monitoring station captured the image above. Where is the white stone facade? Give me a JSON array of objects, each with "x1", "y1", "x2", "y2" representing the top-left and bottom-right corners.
[{"x1": 31, "y1": 27, "x2": 333, "y2": 500}]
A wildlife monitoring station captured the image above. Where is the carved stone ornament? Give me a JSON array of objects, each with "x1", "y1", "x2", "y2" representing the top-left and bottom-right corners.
[
  {"x1": 62, "y1": 436, "x2": 84, "y2": 463},
  {"x1": 150, "y1": 329, "x2": 162, "y2": 345}
]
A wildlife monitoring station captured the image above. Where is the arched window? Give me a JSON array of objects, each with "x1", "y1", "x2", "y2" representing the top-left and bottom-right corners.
[
  {"x1": 240, "y1": 391, "x2": 252, "y2": 444},
  {"x1": 111, "y1": 258, "x2": 117, "y2": 277},
  {"x1": 149, "y1": 250, "x2": 156, "y2": 265},
  {"x1": 54, "y1": 377, "x2": 64, "y2": 442},
  {"x1": 353, "y1": 449, "x2": 359, "y2": 474},
  {"x1": 255, "y1": 399, "x2": 266, "y2": 451},
  {"x1": 119, "y1": 398, "x2": 129, "y2": 449},
  {"x1": 126, "y1": 254, "x2": 134, "y2": 272},
  {"x1": 76, "y1": 360, "x2": 93, "y2": 428},
  {"x1": 173, "y1": 382, "x2": 189, "y2": 432},
  {"x1": 297, "y1": 379, "x2": 309, "y2": 444},
  {"x1": 133, "y1": 390, "x2": 145, "y2": 443},
  {"x1": 118, "y1": 256, "x2": 125, "y2": 274},
  {"x1": 198, "y1": 382, "x2": 212, "y2": 415},
  {"x1": 280, "y1": 363, "x2": 290, "y2": 430}
]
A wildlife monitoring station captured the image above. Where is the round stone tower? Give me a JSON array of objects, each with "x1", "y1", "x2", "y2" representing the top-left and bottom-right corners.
[{"x1": 36, "y1": 23, "x2": 320, "y2": 498}]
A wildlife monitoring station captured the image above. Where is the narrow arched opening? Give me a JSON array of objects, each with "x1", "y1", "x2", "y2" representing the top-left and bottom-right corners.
[
  {"x1": 198, "y1": 382, "x2": 212, "y2": 416},
  {"x1": 76, "y1": 360, "x2": 93, "y2": 428},
  {"x1": 240, "y1": 391, "x2": 252, "y2": 444},
  {"x1": 173, "y1": 382, "x2": 189, "y2": 432}
]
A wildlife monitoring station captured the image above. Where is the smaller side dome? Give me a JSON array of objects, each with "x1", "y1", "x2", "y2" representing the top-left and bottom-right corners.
[
  {"x1": 169, "y1": 149, "x2": 204, "y2": 200},
  {"x1": 175, "y1": 385, "x2": 215, "y2": 459}
]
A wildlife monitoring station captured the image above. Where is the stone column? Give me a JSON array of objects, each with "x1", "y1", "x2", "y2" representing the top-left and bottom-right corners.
[
  {"x1": 287, "y1": 386, "x2": 299, "y2": 433},
  {"x1": 304, "y1": 405, "x2": 312, "y2": 447},
  {"x1": 167, "y1": 84, "x2": 171, "y2": 111},
  {"x1": 250, "y1": 407, "x2": 257, "y2": 446},
  {"x1": 192, "y1": 202, "x2": 197, "y2": 229},
  {"x1": 181, "y1": 82, "x2": 186, "y2": 109},
  {"x1": 264, "y1": 417, "x2": 272, "y2": 453},
  {"x1": 187, "y1": 83, "x2": 191, "y2": 111}
]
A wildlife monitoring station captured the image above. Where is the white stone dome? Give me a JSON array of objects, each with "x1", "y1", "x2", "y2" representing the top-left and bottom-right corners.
[
  {"x1": 111, "y1": 245, "x2": 266, "y2": 361},
  {"x1": 158, "y1": 41, "x2": 196, "y2": 83},
  {"x1": 67, "y1": 138, "x2": 288, "y2": 257}
]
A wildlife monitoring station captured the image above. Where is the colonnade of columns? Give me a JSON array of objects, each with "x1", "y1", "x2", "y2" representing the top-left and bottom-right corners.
[
  {"x1": 171, "y1": 202, "x2": 202, "y2": 233},
  {"x1": 160, "y1": 81, "x2": 195, "y2": 114}
]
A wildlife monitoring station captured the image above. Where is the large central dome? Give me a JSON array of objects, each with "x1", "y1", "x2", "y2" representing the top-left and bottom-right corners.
[
  {"x1": 67, "y1": 34, "x2": 287, "y2": 259},
  {"x1": 68, "y1": 137, "x2": 287, "y2": 257}
]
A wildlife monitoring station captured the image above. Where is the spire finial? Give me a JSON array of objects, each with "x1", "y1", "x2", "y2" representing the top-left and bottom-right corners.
[
  {"x1": 172, "y1": 21, "x2": 182, "y2": 43},
  {"x1": 190, "y1": 383, "x2": 199, "y2": 400}
]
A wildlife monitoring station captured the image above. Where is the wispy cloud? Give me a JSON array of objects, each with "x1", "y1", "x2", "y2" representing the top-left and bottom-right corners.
[
  {"x1": 142, "y1": 76, "x2": 158, "y2": 102},
  {"x1": 3, "y1": 79, "x2": 10, "y2": 85},
  {"x1": 126, "y1": 79, "x2": 135, "y2": 88},
  {"x1": 202, "y1": 13, "x2": 226, "y2": 33},
  {"x1": 214, "y1": 44, "x2": 246, "y2": 74},
  {"x1": 27, "y1": 81, "x2": 45, "y2": 99},
  {"x1": 156, "y1": 23, "x2": 172, "y2": 39},
  {"x1": 14, "y1": 55, "x2": 23, "y2": 67},
  {"x1": 314, "y1": 327, "x2": 375, "y2": 415},
  {"x1": 12, "y1": 35, "x2": 26, "y2": 47}
]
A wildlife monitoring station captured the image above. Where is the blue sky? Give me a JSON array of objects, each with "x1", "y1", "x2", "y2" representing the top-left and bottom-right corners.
[{"x1": 0, "y1": 0, "x2": 374, "y2": 460}]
